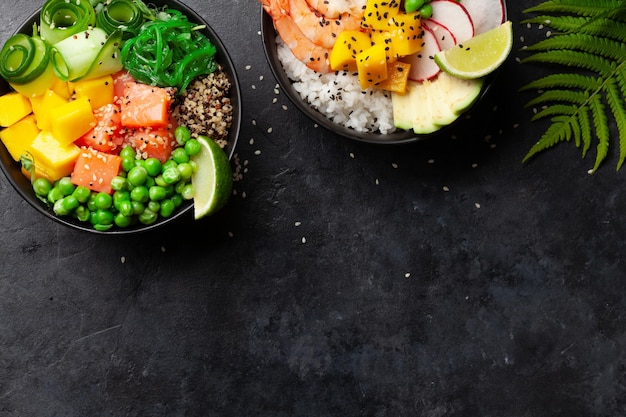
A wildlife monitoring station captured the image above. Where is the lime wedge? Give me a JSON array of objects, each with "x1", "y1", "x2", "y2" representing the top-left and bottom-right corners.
[
  {"x1": 191, "y1": 136, "x2": 233, "y2": 219},
  {"x1": 434, "y1": 21, "x2": 513, "y2": 79}
]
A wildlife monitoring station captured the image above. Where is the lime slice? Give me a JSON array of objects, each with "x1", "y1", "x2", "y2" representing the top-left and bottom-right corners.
[
  {"x1": 434, "y1": 21, "x2": 513, "y2": 79},
  {"x1": 191, "y1": 136, "x2": 233, "y2": 219}
]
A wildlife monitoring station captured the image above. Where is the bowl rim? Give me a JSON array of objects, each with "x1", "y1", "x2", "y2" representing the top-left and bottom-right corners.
[
  {"x1": 260, "y1": 2, "x2": 506, "y2": 145},
  {"x1": 0, "y1": 0, "x2": 241, "y2": 235}
]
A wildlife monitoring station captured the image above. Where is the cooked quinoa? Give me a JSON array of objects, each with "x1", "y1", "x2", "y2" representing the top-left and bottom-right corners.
[{"x1": 172, "y1": 66, "x2": 233, "y2": 148}]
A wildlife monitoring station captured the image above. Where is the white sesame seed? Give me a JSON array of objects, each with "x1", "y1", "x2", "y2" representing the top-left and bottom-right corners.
[
  {"x1": 392, "y1": 163, "x2": 398, "y2": 168},
  {"x1": 121, "y1": 256, "x2": 126, "y2": 264},
  {"x1": 161, "y1": 246, "x2": 166, "y2": 252},
  {"x1": 228, "y1": 232, "x2": 234, "y2": 238},
  {"x1": 252, "y1": 119, "x2": 257, "y2": 126},
  {"x1": 302, "y1": 237, "x2": 306, "y2": 244},
  {"x1": 267, "y1": 127, "x2": 273, "y2": 133},
  {"x1": 295, "y1": 221, "x2": 301, "y2": 227},
  {"x1": 245, "y1": 65, "x2": 252, "y2": 70},
  {"x1": 475, "y1": 203, "x2": 481, "y2": 209},
  {"x1": 405, "y1": 273, "x2": 410, "y2": 278},
  {"x1": 259, "y1": 75, "x2": 264, "y2": 81},
  {"x1": 428, "y1": 159, "x2": 435, "y2": 164},
  {"x1": 272, "y1": 98, "x2": 278, "y2": 103},
  {"x1": 349, "y1": 152, "x2": 355, "y2": 158},
  {"x1": 249, "y1": 138, "x2": 255, "y2": 145},
  {"x1": 443, "y1": 186, "x2": 450, "y2": 192},
  {"x1": 254, "y1": 150, "x2": 261, "y2": 155},
  {"x1": 251, "y1": 84, "x2": 256, "y2": 89},
  {"x1": 472, "y1": 163, "x2": 478, "y2": 168},
  {"x1": 282, "y1": 105, "x2": 288, "y2": 111},
  {"x1": 375, "y1": 179, "x2": 379, "y2": 185}
]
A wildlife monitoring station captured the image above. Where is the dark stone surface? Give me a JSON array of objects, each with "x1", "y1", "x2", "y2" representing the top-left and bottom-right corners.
[{"x1": 2, "y1": 0, "x2": 626, "y2": 416}]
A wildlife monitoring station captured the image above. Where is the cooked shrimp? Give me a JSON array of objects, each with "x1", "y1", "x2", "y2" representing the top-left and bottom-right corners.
[
  {"x1": 305, "y1": 0, "x2": 366, "y2": 19},
  {"x1": 289, "y1": 0, "x2": 362, "y2": 49},
  {"x1": 267, "y1": 0, "x2": 332, "y2": 73}
]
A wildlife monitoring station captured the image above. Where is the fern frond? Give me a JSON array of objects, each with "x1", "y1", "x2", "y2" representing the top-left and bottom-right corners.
[
  {"x1": 519, "y1": 73, "x2": 602, "y2": 92},
  {"x1": 603, "y1": 76, "x2": 626, "y2": 169},
  {"x1": 524, "y1": 0, "x2": 624, "y2": 17},
  {"x1": 588, "y1": 94, "x2": 609, "y2": 172},
  {"x1": 525, "y1": 89, "x2": 589, "y2": 108},
  {"x1": 532, "y1": 104, "x2": 578, "y2": 121},
  {"x1": 520, "y1": 0, "x2": 626, "y2": 171},
  {"x1": 525, "y1": 33, "x2": 626, "y2": 61},
  {"x1": 520, "y1": 50, "x2": 615, "y2": 77}
]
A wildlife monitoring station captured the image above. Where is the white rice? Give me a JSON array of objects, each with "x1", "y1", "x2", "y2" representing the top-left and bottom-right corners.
[{"x1": 276, "y1": 38, "x2": 396, "y2": 135}]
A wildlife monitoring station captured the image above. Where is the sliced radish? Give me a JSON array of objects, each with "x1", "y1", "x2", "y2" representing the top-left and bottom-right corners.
[
  {"x1": 423, "y1": 20, "x2": 456, "y2": 51},
  {"x1": 428, "y1": 0, "x2": 474, "y2": 43},
  {"x1": 403, "y1": 25, "x2": 441, "y2": 82},
  {"x1": 459, "y1": 0, "x2": 506, "y2": 35}
]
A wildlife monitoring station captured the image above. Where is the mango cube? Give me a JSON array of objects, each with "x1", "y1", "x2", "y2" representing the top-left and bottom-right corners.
[
  {"x1": 361, "y1": 0, "x2": 400, "y2": 31},
  {"x1": 49, "y1": 97, "x2": 96, "y2": 145},
  {"x1": 330, "y1": 30, "x2": 372, "y2": 71},
  {"x1": 50, "y1": 77, "x2": 71, "y2": 100},
  {"x1": 357, "y1": 44, "x2": 389, "y2": 90},
  {"x1": 376, "y1": 61, "x2": 411, "y2": 93},
  {"x1": 71, "y1": 75, "x2": 114, "y2": 110},
  {"x1": 0, "y1": 115, "x2": 40, "y2": 161},
  {"x1": 0, "y1": 92, "x2": 33, "y2": 127},
  {"x1": 388, "y1": 12, "x2": 423, "y2": 56},
  {"x1": 28, "y1": 131, "x2": 81, "y2": 181},
  {"x1": 30, "y1": 89, "x2": 69, "y2": 131}
]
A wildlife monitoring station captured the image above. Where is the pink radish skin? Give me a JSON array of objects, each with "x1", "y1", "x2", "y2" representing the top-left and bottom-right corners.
[
  {"x1": 403, "y1": 25, "x2": 441, "y2": 81},
  {"x1": 428, "y1": 0, "x2": 474, "y2": 43},
  {"x1": 459, "y1": 0, "x2": 506, "y2": 35},
  {"x1": 423, "y1": 20, "x2": 456, "y2": 51}
]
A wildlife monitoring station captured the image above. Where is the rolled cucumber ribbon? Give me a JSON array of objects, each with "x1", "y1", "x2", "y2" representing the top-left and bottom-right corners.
[
  {"x1": 96, "y1": 0, "x2": 145, "y2": 40},
  {"x1": 39, "y1": 0, "x2": 96, "y2": 44},
  {"x1": 0, "y1": 32, "x2": 56, "y2": 97}
]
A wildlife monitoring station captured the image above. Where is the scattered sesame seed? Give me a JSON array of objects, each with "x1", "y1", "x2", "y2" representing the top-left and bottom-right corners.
[
  {"x1": 295, "y1": 221, "x2": 301, "y2": 227},
  {"x1": 375, "y1": 178, "x2": 379, "y2": 185},
  {"x1": 161, "y1": 246, "x2": 166, "y2": 252},
  {"x1": 121, "y1": 256, "x2": 126, "y2": 264},
  {"x1": 254, "y1": 150, "x2": 262, "y2": 155},
  {"x1": 302, "y1": 237, "x2": 307, "y2": 244},
  {"x1": 251, "y1": 84, "x2": 256, "y2": 89},
  {"x1": 249, "y1": 138, "x2": 255, "y2": 145},
  {"x1": 259, "y1": 75, "x2": 264, "y2": 81},
  {"x1": 475, "y1": 203, "x2": 481, "y2": 209},
  {"x1": 267, "y1": 127, "x2": 273, "y2": 133},
  {"x1": 428, "y1": 159, "x2": 435, "y2": 164},
  {"x1": 443, "y1": 186, "x2": 450, "y2": 192},
  {"x1": 245, "y1": 65, "x2": 252, "y2": 70},
  {"x1": 228, "y1": 232, "x2": 234, "y2": 238},
  {"x1": 392, "y1": 163, "x2": 398, "y2": 169},
  {"x1": 349, "y1": 152, "x2": 355, "y2": 158},
  {"x1": 405, "y1": 273, "x2": 410, "y2": 278},
  {"x1": 471, "y1": 163, "x2": 478, "y2": 168},
  {"x1": 282, "y1": 105, "x2": 288, "y2": 111}
]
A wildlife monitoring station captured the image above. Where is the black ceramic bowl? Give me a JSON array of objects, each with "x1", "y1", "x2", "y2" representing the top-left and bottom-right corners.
[
  {"x1": 0, "y1": 0, "x2": 241, "y2": 234},
  {"x1": 261, "y1": 1, "x2": 506, "y2": 144}
]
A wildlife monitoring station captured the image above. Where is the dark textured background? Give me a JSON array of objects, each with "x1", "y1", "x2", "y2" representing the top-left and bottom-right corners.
[{"x1": 2, "y1": 0, "x2": 626, "y2": 416}]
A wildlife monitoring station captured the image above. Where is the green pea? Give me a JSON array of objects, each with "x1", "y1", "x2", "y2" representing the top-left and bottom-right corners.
[
  {"x1": 53, "y1": 198, "x2": 70, "y2": 216},
  {"x1": 144, "y1": 157, "x2": 162, "y2": 176},
  {"x1": 175, "y1": 125, "x2": 191, "y2": 145},
  {"x1": 127, "y1": 165, "x2": 148, "y2": 186},
  {"x1": 189, "y1": 160, "x2": 198, "y2": 174},
  {"x1": 162, "y1": 159, "x2": 178, "y2": 172},
  {"x1": 138, "y1": 208, "x2": 158, "y2": 225},
  {"x1": 57, "y1": 177, "x2": 75, "y2": 196},
  {"x1": 47, "y1": 187, "x2": 65, "y2": 204},
  {"x1": 94, "y1": 223, "x2": 113, "y2": 231},
  {"x1": 113, "y1": 190, "x2": 130, "y2": 206},
  {"x1": 131, "y1": 201, "x2": 145, "y2": 215},
  {"x1": 121, "y1": 156, "x2": 136, "y2": 172},
  {"x1": 177, "y1": 163, "x2": 193, "y2": 181},
  {"x1": 95, "y1": 209, "x2": 114, "y2": 225},
  {"x1": 162, "y1": 166, "x2": 181, "y2": 184},
  {"x1": 171, "y1": 194, "x2": 183, "y2": 208},
  {"x1": 114, "y1": 213, "x2": 133, "y2": 228},
  {"x1": 159, "y1": 199, "x2": 175, "y2": 217},
  {"x1": 147, "y1": 201, "x2": 160, "y2": 213},
  {"x1": 184, "y1": 139, "x2": 201, "y2": 157},
  {"x1": 111, "y1": 176, "x2": 128, "y2": 192},
  {"x1": 87, "y1": 193, "x2": 98, "y2": 211},
  {"x1": 149, "y1": 186, "x2": 167, "y2": 201},
  {"x1": 94, "y1": 192, "x2": 113, "y2": 210},
  {"x1": 171, "y1": 147, "x2": 189, "y2": 164},
  {"x1": 154, "y1": 174, "x2": 167, "y2": 187},
  {"x1": 404, "y1": 0, "x2": 424, "y2": 13},
  {"x1": 180, "y1": 183, "x2": 194, "y2": 200},
  {"x1": 144, "y1": 176, "x2": 155, "y2": 188},
  {"x1": 75, "y1": 205, "x2": 90, "y2": 222},
  {"x1": 117, "y1": 200, "x2": 134, "y2": 217},
  {"x1": 72, "y1": 186, "x2": 91, "y2": 203},
  {"x1": 130, "y1": 185, "x2": 150, "y2": 203},
  {"x1": 33, "y1": 178, "x2": 53, "y2": 197},
  {"x1": 120, "y1": 146, "x2": 136, "y2": 159},
  {"x1": 419, "y1": 3, "x2": 433, "y2": 18},
  {"x1": 62, "y1": 195, "x2": 79, "y2": 212}
]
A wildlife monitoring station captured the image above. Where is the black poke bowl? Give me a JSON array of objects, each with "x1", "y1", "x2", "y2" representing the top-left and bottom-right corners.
[
  {"x1": 0, "y1": 0, "x2": 241, "y2": 234},
  {"x1": 261, "y1": 0, "x2": 507, "y2": 144}
]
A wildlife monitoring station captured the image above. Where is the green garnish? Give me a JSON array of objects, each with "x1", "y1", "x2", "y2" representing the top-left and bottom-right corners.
[{"x1": 520, "y1": 0, "x2": 626, "y2": 173}]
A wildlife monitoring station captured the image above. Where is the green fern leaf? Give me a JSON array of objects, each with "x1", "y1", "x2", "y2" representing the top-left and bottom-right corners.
[{"x1": 521, "y1": 0, "x2": 626, "y2": 172}]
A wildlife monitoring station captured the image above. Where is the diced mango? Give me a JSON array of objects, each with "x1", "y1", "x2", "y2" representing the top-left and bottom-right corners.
[
  {"x1": 50, "y1": 77, "x2": 71, "y2": 100},
  {"x1": 0, "y1": 92, "x2": 33, "y2": 127},
  {"x1": 357, "y1": 44, "x2": 389, "y2": 90},
  {"x1": 388, "y1": 12, "x2": 423, "y2": 56},
  {"x1": 30, "y1": 89, "x2": 69, "y2": 131},
  {"x1": 71, "y1": 75, "x2": 114, "y2": 110},
  {"x1": 375, "y1": 61, "x2": 411, "y2": 93},
  {"x1": 0, "y1": 115, "x2": 40, "y2": 161},
  {"x1": 330, "y1": 30, "x2": 372, "y2": 71},
  {"x1": 49, "y1": 97, "x2": 97, "y2": 145},
  {"x1": 27, "y1": 131, "x2": 81, "y2": 182},
  {"x1": 370, "y1": 30, "x2": 397, "y2": 62},
  {"x1": 361, "y1": 0, "x2": 401, "y2": 31}
]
